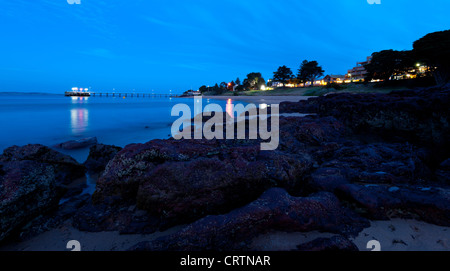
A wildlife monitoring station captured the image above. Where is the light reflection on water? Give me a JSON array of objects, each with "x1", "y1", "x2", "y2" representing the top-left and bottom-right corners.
[
  {"x1": 70, "y1": 96, "x2": 89, "y2": 135},
  {"x1": 70, "y1": 108, "x2": 89, "y2": 135},
  {"x1": 226, "y1": 99, "x2": 234, "y2": 119},
  {"x1": 0, "y1": 94, "x2": 249, "y2": 163}
]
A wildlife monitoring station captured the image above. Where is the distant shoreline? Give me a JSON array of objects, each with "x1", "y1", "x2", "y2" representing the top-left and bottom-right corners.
[
  {"x1": 184, "y1": 95, "x2": 314, "y2": 105},
  {"x1": 0, "y1": 92, "x2": 63, "y2": 95}
]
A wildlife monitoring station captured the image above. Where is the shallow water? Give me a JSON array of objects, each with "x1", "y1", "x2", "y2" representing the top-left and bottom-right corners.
[{"x1": 0, "y1": 93, "x2": 247, "y2": 162}]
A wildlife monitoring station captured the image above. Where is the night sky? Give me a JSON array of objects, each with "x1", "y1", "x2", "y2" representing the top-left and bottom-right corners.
[{"x1": 0, "y1": 0, "x2": 448, "y2": 93}]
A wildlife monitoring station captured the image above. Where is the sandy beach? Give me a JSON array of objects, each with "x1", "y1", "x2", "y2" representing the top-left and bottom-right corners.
[
  {"x1": 1, "y1": 218, "x2": 448, "y2": 251},
  {"x1": 251, "y1": 219, "x2": 449, "y2": 251},
  {"x1": 189, "y1": 95, "x2": 313, "y2": 105}
]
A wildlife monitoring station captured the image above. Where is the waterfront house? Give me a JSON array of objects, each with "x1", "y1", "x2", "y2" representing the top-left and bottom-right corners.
[{"x1": 347, "y1": 56, "x2": 372, "y2": 82}]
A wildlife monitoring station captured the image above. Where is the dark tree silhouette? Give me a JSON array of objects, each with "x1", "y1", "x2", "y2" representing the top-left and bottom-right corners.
[
  {"x1": 219, "y1": 82, "x2": 228, "y2": 89},
  {"x1": 413, "y1": 30, "x2": 450, "y2": 85},
  {"x1": 273, "y1": 65, "x2": 294, "y2": 87},
  {"x1": 298, "y1": 60, "x2": 324, "y2": 86},
  {"x1": 364, "y1": 50, "x2": 415, "y2": 82},
  {"x1": 243, "y1": 72, "x2": 266, "y2": 90}
]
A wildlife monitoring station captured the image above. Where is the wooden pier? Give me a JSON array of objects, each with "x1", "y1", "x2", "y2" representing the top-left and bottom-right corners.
[{"x1": 90, "y1": 93, "x2": 178, "y2": 98}]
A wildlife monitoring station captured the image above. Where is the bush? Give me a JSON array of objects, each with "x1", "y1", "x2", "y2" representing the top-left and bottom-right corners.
[{"x1": 325, "y1": 82, "x2": 346, "y2": 90}]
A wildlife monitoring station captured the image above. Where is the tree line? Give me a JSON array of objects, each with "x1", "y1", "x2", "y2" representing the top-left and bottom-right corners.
[
  {"x1": 272, "y1": 60, "x2": 324, "y2": 87},
  {"x1": 190, "y1": 29, "x2": 449, "y2": 95},
  {"x1": 365, "y1": 29, "x2": 450, "y2": 85},
  {"x1": 193, "y1": 60, "x2": 325, "y2": 95}
]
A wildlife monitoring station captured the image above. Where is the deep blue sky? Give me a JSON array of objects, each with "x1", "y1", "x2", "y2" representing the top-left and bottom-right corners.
[{"x1": 0, "y1": 0, "x2": 448, "y2": 94}]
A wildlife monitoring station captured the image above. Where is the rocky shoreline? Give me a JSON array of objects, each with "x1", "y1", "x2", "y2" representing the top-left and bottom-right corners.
[{"x1": 1, "y1": 85, "x2": 449, "y2": 251}]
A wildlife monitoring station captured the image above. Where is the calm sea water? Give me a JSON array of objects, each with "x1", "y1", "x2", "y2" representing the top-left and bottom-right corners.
[{"x1": 0, "y1": 93, "x2": 244, "y2": 162}]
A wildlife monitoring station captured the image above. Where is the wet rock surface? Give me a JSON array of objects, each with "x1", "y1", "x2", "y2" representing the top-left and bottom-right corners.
[
  {"x1": 92, "y1": 139, "x2": 313, "y2": 227},
  {"x1": 53, "y1": 137, "x2": 98, "y2": 150},
  {"x1": 84, "y1": 144, "x2": 122, "y2": 173},
  {"x1": 0, "y1": 145, "x2": 86, "y2": 242},
  {"x1": 281, "y1": 86, "x2": 450, "y2": 149},
  {"x1": 79, "y1": 85, "x2": 450, "y2": 250},
  {"x1": 2, "y1": 85, "x2": 450, "y2": 250},
  {"x1": 129, "y1": 188, "x2": 369, "y2": 251}
]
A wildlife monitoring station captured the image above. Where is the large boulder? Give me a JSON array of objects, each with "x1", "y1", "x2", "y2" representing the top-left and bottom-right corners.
[
  {"x1": 83, "y1": 144, "x2": 122, "y2": 173},
  {"x1": 336, "y1": 183, "x2": 450, "y2": 225},
  {"x1": 0, "y1": 144, "x2": 86, "y2": 242},
  {"x1": 278, "y1": 116, "x2": 348, "y2": 154},
  {"x1": 0, "y1": 160, "x2": 60, "y2": 242},
  {"x1": 308, "y1": 167, "x2": 349, "y2": 192},
  {"x1": 129, "y1": 188, "x2": 369, "y2": 251},
  {"x1": 319, "y1": 142, "x2": 432, "y2": 185},
  {"x1": 436, "y1": 158, "x2": 450, "y2": 184},
  {"x1": 281, "y1": 86, "x2": 450, "y2": 150},
  {"x1": 18, "y1": 194, "x2": 91, "y2": 241},
  {"x1": 92, "y1": 139, "x2": 313, "y2": 227},
  {"x1": 53, "y1": 137, "x2": 98, "y2": 150},
  {"x1": 72, "y1": 202, "x2": 160, "y2": 234},
  {"x1": 1, "y1": 144, "x2": 86, "y2": 185}
]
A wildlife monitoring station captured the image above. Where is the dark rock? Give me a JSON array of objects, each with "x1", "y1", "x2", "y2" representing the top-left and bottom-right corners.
[
  {"x1": 436, "y1": 158, "x2": 450, "y2": 184},
  {"x1": 320, "y1": 142, "x2": 432, "y2": 185},
  {"x1": 0, "y1": 145, "x2": 86, "y2": 242},
  {"x1": 128, "y1": 188, "x2": 369, "y2": 251},
  {"x1": 93, "y1": 139, "x2": 313, "y2": 227},
  {"x1": 280, "y1": 100, "x2": 317, "y2": 114},
  {"x1": 336, "y1": 183, "x2": 450, "y2": 225},
  {"x1": 278, "y1": 116, "x2": 348, "y2": 153},
  {"x1": 83, "y1": 144, "x2": 122, "y2": 173},
  {"x1": 435, "y1": 170, "x2": 450, "y2": 184},
  {"x1": 0, "y1": 160, "x2": 60, "y2": 242},
  {"x1": 336, "y1": 183, "x2": 402, "y2": 220},
  {"x1": 309, "y1": 167, "x2": 349, "y2": 192},
  {"x1": 72, "y1": 201, "x2": 159, "y2": 234},
  {"x1": 18, "y1": 194, "x2": 91, "y2": 241},
  {"x1": 440, "y1": 159, "x2": 450, "y2": 170},
  {"x1": 61, "y1": 181, "x2": 86, "y2": 199},
  {"x1": 54, "y1": 137, "x2": 98, "y2": 150},
  {"x1": 296, "y1": 235, "x2": 359, "y2": 251},
  {"x1": 283, "y1": 86, "x2": 450, "y2": 150},
  {"x1": 396, "y1": 186, "x2": 450, "y2": 226},
  {"x1": 0, "y1": 144, "x2": 86, "y2": 185}
]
